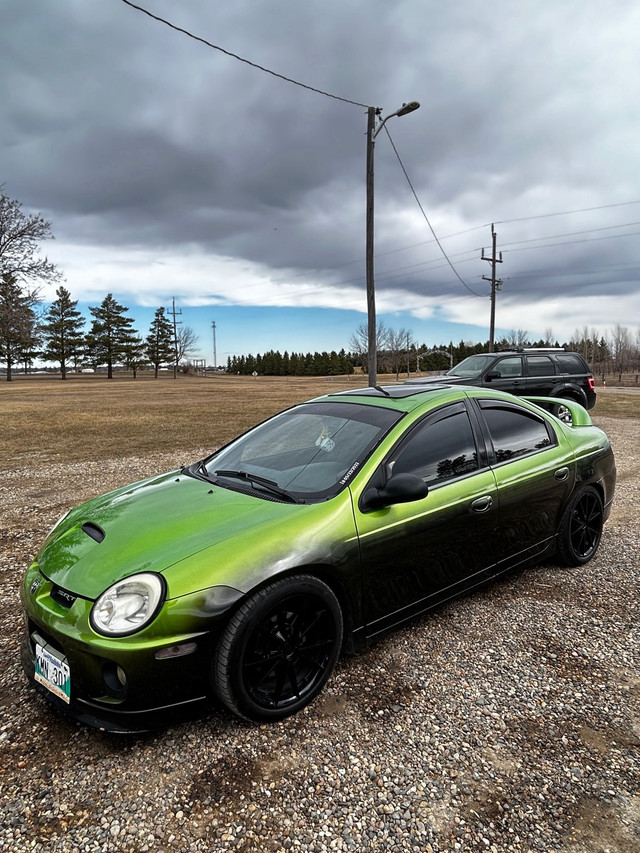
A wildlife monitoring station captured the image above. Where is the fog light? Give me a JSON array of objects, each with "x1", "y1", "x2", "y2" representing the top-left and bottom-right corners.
[{"x1": 102, "y1": 662, "x2": 128, "y2": 699}]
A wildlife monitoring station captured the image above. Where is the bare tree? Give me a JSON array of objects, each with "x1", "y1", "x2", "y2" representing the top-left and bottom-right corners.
[
  {"x1": 0, "y1": 187, "x2": 61, "y2": 287},
  {"x1": 176, "y1": 325, "x2": 199, "y2": 364},
  {"x1": 349, "y1": 320, "x2": 389, "y2": 375},
  {"x1": 608, "y1": 324, "x2": 634, "y2": 374},
  {"x1": 385, "y1": 327, "x2": 414, "y2": 379},
  {"x1": 501, "y1": 329, "x2": 530, "y2": 348}
]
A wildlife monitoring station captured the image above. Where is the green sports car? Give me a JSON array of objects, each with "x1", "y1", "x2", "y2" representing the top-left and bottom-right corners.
[{"x1": 21, "y1": 385, "x2": 615, "y2": 732}]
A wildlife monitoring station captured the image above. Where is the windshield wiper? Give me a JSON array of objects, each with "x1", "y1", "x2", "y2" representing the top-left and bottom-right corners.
[{"x1": 213, "y1": 469, "x2": 296, "y2": 502}]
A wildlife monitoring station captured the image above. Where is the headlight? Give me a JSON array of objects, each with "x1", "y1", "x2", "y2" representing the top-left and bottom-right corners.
[{"x1": 90, "y1": 573, "x2": 165, "y2": 637}]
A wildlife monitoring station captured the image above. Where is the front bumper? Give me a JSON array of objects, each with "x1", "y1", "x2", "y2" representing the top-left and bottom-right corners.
[
  {"x1": 20, "y1": 566, "x2": 241, "y2": 733},
  {"x1": 20, "y1": 625, "x2": 211, "y2": 733}
]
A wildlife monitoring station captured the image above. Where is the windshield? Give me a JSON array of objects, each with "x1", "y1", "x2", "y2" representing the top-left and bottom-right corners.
[
  {"x1": 447, "y1": 354, "x2": 496, "y2": 378},
  {"x1": 201, "y1": 401, "x2": 402, "y2": 502}
]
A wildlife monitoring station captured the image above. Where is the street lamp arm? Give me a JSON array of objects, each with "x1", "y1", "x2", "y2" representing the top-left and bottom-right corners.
[{"x1": 372, "y1": 101, "x2": 421, "y2": 140}]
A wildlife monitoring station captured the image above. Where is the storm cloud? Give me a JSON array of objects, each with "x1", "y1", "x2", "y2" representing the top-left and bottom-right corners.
[{"x1": 2, "y1": 0, "x2": 639, "y2": 346}]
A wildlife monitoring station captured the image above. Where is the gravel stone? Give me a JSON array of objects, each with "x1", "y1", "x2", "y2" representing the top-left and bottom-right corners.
[{"x1": 0, "y1": 418, "x2": 638, "y2": 852}]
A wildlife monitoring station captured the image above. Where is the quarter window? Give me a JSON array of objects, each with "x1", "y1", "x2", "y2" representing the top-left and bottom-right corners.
[
  {"x1": 556, "y1": 354, "x2": 587, "y2": 373},
  {"x1": 392, "y1": 407, "x2": 479, "y2": 485},
  {"x1": 479, "y1": 404, "x2": 555, "y2": 463}
]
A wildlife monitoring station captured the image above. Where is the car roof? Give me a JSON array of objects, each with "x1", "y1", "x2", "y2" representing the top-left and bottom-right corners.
[{"x1": 309, "y1": 383, "x2": 528, "y2": 414}]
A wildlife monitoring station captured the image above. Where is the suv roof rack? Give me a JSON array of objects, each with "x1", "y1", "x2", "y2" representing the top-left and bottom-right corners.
[{"x1": 496, "y1": 347, "x2": 566, "y2": 353}]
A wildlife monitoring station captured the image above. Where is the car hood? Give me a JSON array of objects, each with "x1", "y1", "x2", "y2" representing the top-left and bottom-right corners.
[{"x1": 36, "y1": 471, "x2": 309, "y2": 600}]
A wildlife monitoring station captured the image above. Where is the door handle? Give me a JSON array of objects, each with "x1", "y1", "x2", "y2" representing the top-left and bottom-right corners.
[
  {"x1": 554, "y1": 467, "x2": 569, "y2": 482},
  {"x1": 471, "y1": 495, "x2": 493, "y2": 513}
]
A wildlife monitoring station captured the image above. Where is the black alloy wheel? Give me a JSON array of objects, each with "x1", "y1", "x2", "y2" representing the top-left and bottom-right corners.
[
  {"x1": 556, "y1": 486, "x2": 604, "y2": 566},
  {"x1": 213, "y1": 575, "x2": 343, "y2": 721}
]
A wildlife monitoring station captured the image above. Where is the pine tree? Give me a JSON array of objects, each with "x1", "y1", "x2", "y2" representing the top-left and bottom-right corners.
[
  {"x1": 145, "y1": 308, "x2": 174, "y2": 378},
  {"x1": 40, "y1": 286, "x2": 85, "y2": 379},
  {"x1": 122, "y1": 333, "x2": 147, "y2": 379},
  {"x1": 86, "y1": 293, "x2": 137, "y2": 379},
  {"x1": 0, "y1": 272, "x2": 39, "y2": 381}
]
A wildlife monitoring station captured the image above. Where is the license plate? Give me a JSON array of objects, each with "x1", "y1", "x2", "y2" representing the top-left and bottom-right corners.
[{"x1": 35, "y1": 642, "x2": 71, "y2": 704}]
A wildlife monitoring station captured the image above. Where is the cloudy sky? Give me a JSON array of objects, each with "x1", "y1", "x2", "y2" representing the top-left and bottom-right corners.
[{"x1": 2, "y1": 0, "x2": 639, "y2": 364}]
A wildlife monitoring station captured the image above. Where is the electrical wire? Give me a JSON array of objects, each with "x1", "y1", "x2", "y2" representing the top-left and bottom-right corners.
[
  {"x1": 382, "y1": 125, "x2": 483, "y2": 297},
  {"x1": 492, "y1": 199, "x2": 640, "y2": 226},
  {"x1": 499, "y1": 220, "x2": 640, "y2": 249},
  {"x1": 504, "y1": 230, "x2": 640, "y2": 254},
  {"x1": 119, "y1": 0, "x2": 370, "y2": 109}
]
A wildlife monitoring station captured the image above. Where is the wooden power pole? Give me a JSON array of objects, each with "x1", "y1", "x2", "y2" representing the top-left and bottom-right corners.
[{"x1": 481, "y1": 224, "x2": 503, "y2": 350}]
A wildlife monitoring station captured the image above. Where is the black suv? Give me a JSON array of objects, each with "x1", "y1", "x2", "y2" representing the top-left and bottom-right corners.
[{"x1": 406, "y1": 349, "x2": 596, "y2": 422}]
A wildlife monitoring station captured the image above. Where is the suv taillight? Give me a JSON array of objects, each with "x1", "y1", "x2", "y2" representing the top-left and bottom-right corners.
[{"x1": 588, "y1": 376, "x2": 595, "y2": 391}]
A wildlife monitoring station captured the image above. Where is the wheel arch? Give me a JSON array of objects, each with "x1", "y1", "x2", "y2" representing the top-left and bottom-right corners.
[
  {"x1": 228, "y1": 564, "x2": 361, "y2": 654},
  {"x1": 550, "y1": 383, "x2": 587, "y2": 406}
]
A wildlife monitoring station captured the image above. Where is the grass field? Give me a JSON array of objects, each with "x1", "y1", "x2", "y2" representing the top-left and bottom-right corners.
[{"x1": 1, "y1": 373, "x2": 638, "y2": 468}]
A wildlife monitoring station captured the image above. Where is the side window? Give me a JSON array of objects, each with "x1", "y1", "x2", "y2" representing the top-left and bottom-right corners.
[
  {"x1": 556, "y1": 354, "x2": 587, "y2": 374},
  {"x1": 479, "y1": 404, "x2": 556, "y2": 463},
  {"x1": 526, "y1": 356, "x2": 555, "y2": 377},
  {"x1": 492, "y1": 356, "x2": 523, "y2": 378},
  {"x1": 392, "y1": 408, "x2": 479, "y2": 485}
]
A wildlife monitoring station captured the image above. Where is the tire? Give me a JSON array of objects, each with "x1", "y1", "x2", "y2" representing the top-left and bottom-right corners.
[
  {"x1": 556, "y1": 486, "x2": 604, "y2": 566},
  {"x1": 213, "y1": 575, "x2": 343, "y2": 721}
]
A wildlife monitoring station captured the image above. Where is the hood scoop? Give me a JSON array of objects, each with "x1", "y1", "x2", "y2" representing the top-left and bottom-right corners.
[{"x1": 82, "y1": 522, "x2": 105, "y2": 543}]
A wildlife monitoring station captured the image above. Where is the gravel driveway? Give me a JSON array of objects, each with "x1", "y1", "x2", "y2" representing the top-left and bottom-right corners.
[{"x1": 0, "y1": 416, "x2": 638, "y2": 852}]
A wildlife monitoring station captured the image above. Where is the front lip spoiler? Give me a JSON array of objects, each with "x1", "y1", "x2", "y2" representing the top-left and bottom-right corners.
[{"x1": 25, "y1": 674, "x2": 209, "y2": 734}]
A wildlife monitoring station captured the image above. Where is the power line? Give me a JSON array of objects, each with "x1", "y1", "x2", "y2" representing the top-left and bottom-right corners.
[
  {"x1": 382, "y1": 125, "x2": 482, "y2": 297},
  {"x1": 119, "y1": 0, "x2": 370, "y2": 109},
  {"x1": 492, "y1": 199, "x2": 640, "y2": 226},
  {"x1": 504, "y1": 230, "x2": 640, "y2": 254},
  {"x1": 498, "y1": 220, "x2": 640, "y2": 248}
]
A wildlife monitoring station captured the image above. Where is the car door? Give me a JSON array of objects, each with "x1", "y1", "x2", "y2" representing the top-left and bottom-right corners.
[
  {"x1": 352, "y1": 402, "x2": 499, "y2": 639},
  {"x1": 523, "y1": 354, "x2": 557, "y2": 396},
  {"x1": 474, "y1": 399, "x2": 576, "y2": 573},
  {"x1": 482, "y1": 355, "x2": 525, "y2": 394}
]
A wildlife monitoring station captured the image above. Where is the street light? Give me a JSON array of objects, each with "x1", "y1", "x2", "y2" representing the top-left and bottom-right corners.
[{"x1": 366, "y1": 101, "x2": 420, "y2": 386}]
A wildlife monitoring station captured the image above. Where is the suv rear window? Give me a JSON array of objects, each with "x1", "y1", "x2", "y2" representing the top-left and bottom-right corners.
[{"x1": 556, "y1": 354, "x2": 588, "y2": 373}]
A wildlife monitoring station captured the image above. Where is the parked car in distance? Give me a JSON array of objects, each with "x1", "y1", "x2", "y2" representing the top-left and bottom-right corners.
[
  {"x1": 406, "y1": 348, "x2": 596, "y2": 423},
  {"x1": 21, "y1": 384, "x2": 615, "y2": 732}
]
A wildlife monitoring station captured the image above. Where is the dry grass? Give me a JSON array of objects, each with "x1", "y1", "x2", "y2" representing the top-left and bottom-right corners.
[
  {"x1": 0, "y1": 373, "x2": 355, "y2": 466},
  {"x1": 1, "y1": 373, "x2": 638, "y2": 468}
]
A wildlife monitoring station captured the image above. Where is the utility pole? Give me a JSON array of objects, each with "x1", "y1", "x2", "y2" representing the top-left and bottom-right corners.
[
  {"x1": 365, "y1": 106, "x2": 378, "y2": 387},
  {"x1": 166, "y1": 297, "x2": 182, "y2": 379},
  {"x1": 211, "y1": 321, "x2": 217, "y2": 371},
  {"x1": 481, "y1": 224, "x2": 503, "y2": 351},
  {"x1": 365, "y1": 101, "x2": 420, "y2": 387}
]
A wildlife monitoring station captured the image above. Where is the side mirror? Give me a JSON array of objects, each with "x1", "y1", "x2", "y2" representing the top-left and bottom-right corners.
[
  {"x1": 361, "y1": 473, "x2": 429, "y2": 511},
  {"x1": 485, "y1": 371, "x2": 501, "y2": 381}
]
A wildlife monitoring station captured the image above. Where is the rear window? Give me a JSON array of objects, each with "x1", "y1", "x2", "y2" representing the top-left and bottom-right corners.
[
  {"x1": 526, "y1": 356, "x2": 556, "y2": 377},
  {"x1": 556, "y1": 354, "x2": 589, "y2": 373},
  {"x1": 478, "y1": 402, "x2": 556, "y2": 463}
]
